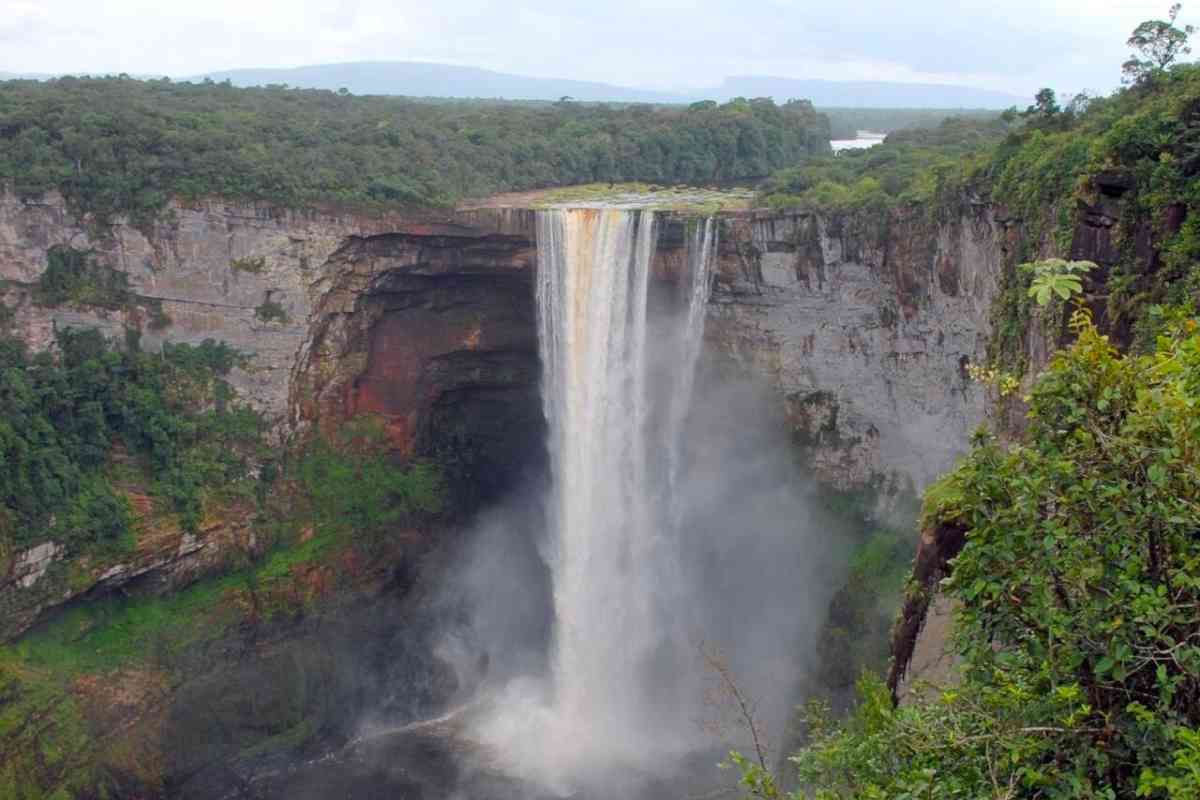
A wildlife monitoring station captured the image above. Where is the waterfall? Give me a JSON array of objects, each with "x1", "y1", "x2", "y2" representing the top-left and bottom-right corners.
[
  {"x1": 530, "y1": 206, "x2": 717, "y2": 771},
  {"x1": 667, "y1": 217, "x2": 717, "y2": 528},
  {"x1": 463, "y1": 204, "x2": 822, "y2": 797}
]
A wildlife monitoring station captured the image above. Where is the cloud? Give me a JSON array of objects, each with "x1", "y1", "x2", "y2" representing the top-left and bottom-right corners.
[{"x1": 0, "y1": 0, "x2": 1184, "y2": 95}]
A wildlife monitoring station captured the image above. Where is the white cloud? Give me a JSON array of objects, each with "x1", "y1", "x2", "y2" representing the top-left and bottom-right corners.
[{"x1": 0, "y1": 0, "x2": 1188, "y2": 95}]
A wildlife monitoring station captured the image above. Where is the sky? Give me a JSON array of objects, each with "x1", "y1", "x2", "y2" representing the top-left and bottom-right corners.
[{"x1": 0, "y1": 0, "x2": 1188, "y2": 97}]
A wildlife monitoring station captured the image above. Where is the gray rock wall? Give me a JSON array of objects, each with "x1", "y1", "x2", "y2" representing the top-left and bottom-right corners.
[
  {"x1": 707, "y1": 209, "x2": 1003, "y2": 491},
  {"x1": 0, "y1": 194, "x2": 1009, "y2": 638}
]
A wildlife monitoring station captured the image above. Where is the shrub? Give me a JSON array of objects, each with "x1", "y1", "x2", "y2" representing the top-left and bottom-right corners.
[
  {"x1": 33, "y1": 246, "x2": 131, "y2": 310},
  {"x1": 772, "y1": 309, "x2": 1200, "y2": 799},
  {"x1": 294, "y1": 417, "x2": 445, "y2": 539}
]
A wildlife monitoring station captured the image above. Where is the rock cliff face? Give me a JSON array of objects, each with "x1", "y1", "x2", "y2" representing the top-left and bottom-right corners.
[
  {"x1": 0, "y1": 194, "x2": 545, "y2": 638},
  {"x1": 707, "y1": 207, "x2": 1003, "y2": 492},
  {"x1": 289, "y1": 211, "x2": 544, "y2": 508},
  {"x1": 0, "y1": 193, "x2": 1010, "y2": 641},
  {"x1": 0, "y1": 192, "x2": 1005, "y2": 495},
  {"x1": 886, "y1": 176, "x2": 1173, "y2": 701},
  {"x1": 0, "y1": 189, "x2": 1027, "y2": 798}
]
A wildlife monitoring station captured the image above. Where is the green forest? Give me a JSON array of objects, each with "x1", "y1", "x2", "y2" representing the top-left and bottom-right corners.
[
  {"x1": 0, "y1": 325, "x2": 260, "y2": 549},
  {"x1": 820, "y1": 107, "x2": 1002, "y2": 140},
  {"x1": 0, "y1": 77, "x2": 829, "y2": 226}
]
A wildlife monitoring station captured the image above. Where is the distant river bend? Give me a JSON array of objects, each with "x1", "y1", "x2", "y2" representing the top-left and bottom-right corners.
[{"x1": 831, "y1": 130, "x2": 886, "y2": 152}]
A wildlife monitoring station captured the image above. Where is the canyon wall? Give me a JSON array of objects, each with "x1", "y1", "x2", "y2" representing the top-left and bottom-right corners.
[
  {"x1": 0, "y1": 192, "x2": 1011, "y2": 640},
  {"x1": 0, "y1": 189, "x2": 1027, "y2": 798},
  {"x1": 0, "y1": 192, "x2": 542, "y2": 639},
  {"x1": 707, "y1": 207, "x2": 1004, "y2": 493}
]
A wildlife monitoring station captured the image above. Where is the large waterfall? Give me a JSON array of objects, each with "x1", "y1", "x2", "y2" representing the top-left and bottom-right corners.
[
  {"x1": 459, "y1": 204, "x2": 829, "y2": 797},
  {"x1": 515, "y1": 206, "x2": 718, "y2": 778}
]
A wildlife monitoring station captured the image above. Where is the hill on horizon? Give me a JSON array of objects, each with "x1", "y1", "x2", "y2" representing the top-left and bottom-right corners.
[{"x1": 191, "y1": 61, "x2": 1025, "y2": 109}]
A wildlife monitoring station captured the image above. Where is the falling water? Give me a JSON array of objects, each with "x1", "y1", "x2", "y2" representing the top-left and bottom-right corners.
[{"x1": 525, "y1": 206, "x2": 718, "y2": 776}]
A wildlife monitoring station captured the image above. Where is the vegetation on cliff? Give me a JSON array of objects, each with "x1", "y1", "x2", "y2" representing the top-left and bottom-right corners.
[
  {"x1": 760, "y1": 10, "x2": 1200, "y2": 378},
  {"x1": 738, "y1": 309, "x2": 1200, "y2": 799},
  {"x1": 0, "y1": 326, "x2": 260, "y2": 551},
  {"x1": 0, "y1": 329, "x2": 447, "y2": 797},
  {"x1": 734, "y1": 11, "x2": 1200, "y2": 799},
  {"x1": 0, "y1": 77, "x2": 829, "y2": 226}
]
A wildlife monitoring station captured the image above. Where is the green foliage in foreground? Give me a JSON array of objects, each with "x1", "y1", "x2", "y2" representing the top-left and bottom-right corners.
[
  {"x1": 0, "y1": 77, "x2": 829, "y2": 226},
  {"x1": 0, "y1": 327, "x2": 261, "y2": 550},
  {"x1": 740, "y1": 309, "x2": 1200, "y2": 799}
]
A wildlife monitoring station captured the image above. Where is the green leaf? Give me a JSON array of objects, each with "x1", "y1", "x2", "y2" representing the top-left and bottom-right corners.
[{"x1": 1147, "y1": 463, "x2": 1167, "y2": 486}]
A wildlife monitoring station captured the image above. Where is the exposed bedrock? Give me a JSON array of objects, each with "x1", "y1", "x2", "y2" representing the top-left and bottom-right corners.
[
  {"x1": 0, "y1": 175, "x2": 1167, "y2": 797},
  {"x1": 705, "y1": 208, "x2": 1002, "y2": 492},
  {"x1": 0, "y1": 195, "x2": 1016, "y2": 638},
  {"x1": 291, "y1": 227, "x2": 545, "y2": 510}
]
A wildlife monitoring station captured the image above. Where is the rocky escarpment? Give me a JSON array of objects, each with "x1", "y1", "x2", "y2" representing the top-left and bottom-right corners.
[
  {"x1": 0, "y1": 196, "x2": 546, "y2": 640},
  {"x1": 707, "y1": 206, "x2": 1003, "y2": 493},
  {"x1": 885, "y1": 172, "x2": 1179, "y2": 701},
  {"x1": 290, "y1": 211, "x2": 544, "y2": 509},
  {"x1": 0, "y1": 193, "x2": 1015, "y2": 641},
  {"x1": 0, "y1": 188, "x2": 1026, "y2": 797}
]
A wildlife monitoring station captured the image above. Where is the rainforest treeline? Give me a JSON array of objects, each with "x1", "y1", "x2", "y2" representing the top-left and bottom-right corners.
[{"x1": 0, "y1": 77, "x2": 829, "y2": 225}]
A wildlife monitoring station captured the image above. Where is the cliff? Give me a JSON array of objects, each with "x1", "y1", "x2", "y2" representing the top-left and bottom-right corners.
[
  {"x1": 707, "y1": 206, "x2": 1002, "y2": 492},
  {"x1": 0, "y1": 188, "x2": 1012, "y2": 796},
  {"x1": 886, "y1": 168, "x2": 1173, "y2": 701},
  {"x1": 0, "y1": 191, "x2": 1012, "y2": 642},
  {"x1": 0, "y1": 195, "x2": 539, "y2": 640}
]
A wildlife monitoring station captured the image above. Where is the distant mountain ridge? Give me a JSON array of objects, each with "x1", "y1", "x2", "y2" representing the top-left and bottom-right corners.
[
  {"x1": 194, "y1": 62, "x2": 674, "y2": 104},
  {"x1": 192, "y1": 61, "x2": 1025, "y2": 109},
  {"x1": 712, "y1": 76, "x2": 1024, "y2": 109}
]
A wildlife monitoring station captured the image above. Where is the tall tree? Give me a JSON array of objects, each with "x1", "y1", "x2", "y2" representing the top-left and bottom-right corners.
[{"x1": 1124, "y1": 3, "x2": 1196, "y2": 84}]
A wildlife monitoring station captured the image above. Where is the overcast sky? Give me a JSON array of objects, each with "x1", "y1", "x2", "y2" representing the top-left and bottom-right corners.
[{"x1": 0, "y1": 0, "x2": 1189, "y2": 97}]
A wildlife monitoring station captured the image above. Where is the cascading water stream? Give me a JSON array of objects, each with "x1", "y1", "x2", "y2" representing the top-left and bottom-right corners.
[
  {"x1": 666, "y1": 217, "x2": 717, "y2": 529},
  {"x1": 524, "y1": 206, "x2": 718, "y2": 776}
]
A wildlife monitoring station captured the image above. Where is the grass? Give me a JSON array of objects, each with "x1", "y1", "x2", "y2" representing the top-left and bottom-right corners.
[
  {"x1": 0, "y1": 513, "x2": 361, "y2": 798},
  {"x1": 532, "y1": 181, "x2": 755, "y2": 212},
  {"x1": 12, "y1": 523, "x2": 342, "y2": 677},
  {"x1": 0, "y1": 655, "x2": 100, "y2": 799},
  {"x1": 13, "y1": 572, "x2": 245, "y2": 676}
]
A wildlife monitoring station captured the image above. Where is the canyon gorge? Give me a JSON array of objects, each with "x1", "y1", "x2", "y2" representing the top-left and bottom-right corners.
[
  {"x1": 6, "y1": 7, "x2": 1200, "y2": 796},
  {"x1": 0, "y1": 174, "x2": 1135, "y2": 796}
]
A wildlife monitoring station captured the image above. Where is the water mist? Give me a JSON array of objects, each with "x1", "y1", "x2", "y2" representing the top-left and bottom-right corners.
[{"x1": 455, "y1": 205, "x2": 842, "y2": 797}]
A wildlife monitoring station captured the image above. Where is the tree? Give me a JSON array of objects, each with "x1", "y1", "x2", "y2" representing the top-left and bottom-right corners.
[
  {"x1": 699, "y1": 642, "x2": 782, "y2": 799},
  {"x1": 1023, "y1": 87, "x2": 1060, "y2": 119},
  {"x1": 1123, "y1": 3, "x2": 1196, "y2": 84},
  {"x1": 764, "y1": 310, "x2": 1200, "y2": 799}
]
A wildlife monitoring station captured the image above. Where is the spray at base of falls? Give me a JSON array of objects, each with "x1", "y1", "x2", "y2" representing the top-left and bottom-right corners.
[{"x1": 475, "y1": 207, "x2": 718, "y2": 789}]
